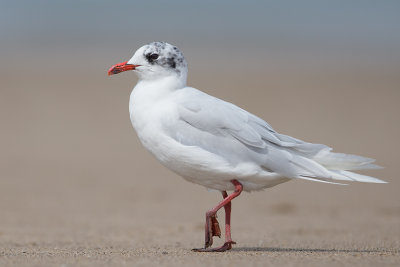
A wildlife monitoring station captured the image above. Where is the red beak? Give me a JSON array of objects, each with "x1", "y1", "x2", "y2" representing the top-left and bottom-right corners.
[{"x1": 108, "y1": 61, "x2": 139, "y2": 76}]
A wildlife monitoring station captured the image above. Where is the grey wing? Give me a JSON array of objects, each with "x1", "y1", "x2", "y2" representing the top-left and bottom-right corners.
[{"x1": 172, "y1": 88, "x2": 335, "y2": 180}]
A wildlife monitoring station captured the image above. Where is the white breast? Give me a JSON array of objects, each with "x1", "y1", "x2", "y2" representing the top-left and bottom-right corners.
[{"x1": 129, "y1": 84, "x2": 288, "y2": 192}]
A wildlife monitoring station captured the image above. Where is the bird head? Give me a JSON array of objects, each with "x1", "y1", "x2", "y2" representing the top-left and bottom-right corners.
[{"x1": 108, "y1": 41, "x2": 188, "y2": 83}]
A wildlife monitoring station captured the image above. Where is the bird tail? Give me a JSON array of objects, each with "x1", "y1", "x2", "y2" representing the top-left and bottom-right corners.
[
  {"x1": 306, "y1": 149, "x2": 386, "y2": 184},
  {"x1": 287, "y1": 147, "x2": 386, "y2": 184},
  {"x1": 313, "y1": 149, "x2": 381, "y2": 171}
]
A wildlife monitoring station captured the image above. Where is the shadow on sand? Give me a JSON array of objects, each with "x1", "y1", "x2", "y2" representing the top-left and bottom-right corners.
[{"x1": 232, "y1": 247, "x2": 390, "y2": 253}]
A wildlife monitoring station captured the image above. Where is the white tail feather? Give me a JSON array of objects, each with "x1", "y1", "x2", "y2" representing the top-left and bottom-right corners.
[
  {"x1": 330, "y1": 170, "x2": 387, "y2": 183},
  {"x1": 313, "y1": 150, "x2": 382, "y2": 171},
  {"x1": 292, "y1": 149, "x2": 386, "y2": 184},
  {"x1": 298, "y1": 175, "x2": 348, "y2": 185}
]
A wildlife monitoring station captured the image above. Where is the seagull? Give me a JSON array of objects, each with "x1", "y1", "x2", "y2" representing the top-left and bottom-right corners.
[{"x1": 108, "y1": 41, "x2": 385, "y2": 252}]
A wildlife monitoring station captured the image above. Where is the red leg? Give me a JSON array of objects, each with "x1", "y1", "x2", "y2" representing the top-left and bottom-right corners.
[
  {"x1": 193, "y1": 180, "x2": 243, "y2": 252},
  {"x1": 222, "y1": 191, "x2": 235, "y2": 245}
]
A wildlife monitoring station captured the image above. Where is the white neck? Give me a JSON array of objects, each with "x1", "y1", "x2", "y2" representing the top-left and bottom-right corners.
[{"x1": 129, "y1": 75, "x2": 186, "y2": 116}]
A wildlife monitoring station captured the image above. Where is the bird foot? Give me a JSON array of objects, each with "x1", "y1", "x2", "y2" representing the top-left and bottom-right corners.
[
  {"x1": 211, "y1": 215, "x2": 221, "y2": 238},
  {"x1": 205, "y1": 215, "x2": 221, "y2": 248},
  {"x1": 192, "y1": 241, "x2": 236, "y2": 252}
]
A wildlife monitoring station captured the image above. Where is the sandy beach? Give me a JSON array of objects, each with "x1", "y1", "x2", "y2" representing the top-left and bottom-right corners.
[
  {"x1": 1, "y1": 2, "x2": 400, "y2": 265},
  {"x1": 1, "y1": 50, "x2": 399, "y2": 265}
]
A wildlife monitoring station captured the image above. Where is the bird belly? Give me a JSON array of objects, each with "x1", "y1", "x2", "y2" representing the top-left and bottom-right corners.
[
  {"x1": 129, "y1": 93, "x2": 290, "y2": 192},
  {"x1": 134, "y1": 123, "x2": 290, "y2": 192}
]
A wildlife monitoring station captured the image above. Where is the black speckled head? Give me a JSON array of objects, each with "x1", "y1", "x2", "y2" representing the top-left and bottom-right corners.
[
  {"x1": 126, "y1": 42, "x2": 188, "y2": 85},
  {"x1": 142, "y1": 42, "x2": 187, "y2": 74}
]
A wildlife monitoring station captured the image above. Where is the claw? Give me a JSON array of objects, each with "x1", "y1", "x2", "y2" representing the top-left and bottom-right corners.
[{"x1": 205, "y1": 232, "x2": 213, "y2": 248}]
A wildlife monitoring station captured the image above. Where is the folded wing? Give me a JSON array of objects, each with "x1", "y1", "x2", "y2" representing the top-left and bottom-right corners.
[{"x1": 173, "y1": 87, "x2": 385, "y2": 184}]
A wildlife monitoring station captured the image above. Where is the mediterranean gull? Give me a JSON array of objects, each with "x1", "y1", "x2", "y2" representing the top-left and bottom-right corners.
[{"x1": 108, "y1": 41, "x2": 385, "y2": 252}]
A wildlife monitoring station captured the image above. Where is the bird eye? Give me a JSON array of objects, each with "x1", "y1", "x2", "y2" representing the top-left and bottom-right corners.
[{"x1": 150, "y1": 53, "x2": 159, "y2": 60}]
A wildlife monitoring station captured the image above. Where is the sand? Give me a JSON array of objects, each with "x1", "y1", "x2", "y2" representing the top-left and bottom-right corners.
[{"x1": 1, "y1": 49, "x2": 399, "y2": 266}]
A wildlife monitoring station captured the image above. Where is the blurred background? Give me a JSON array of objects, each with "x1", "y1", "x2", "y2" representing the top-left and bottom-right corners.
[{"x1": 0, "y1": 0, "x2": 399, "y2": 264}]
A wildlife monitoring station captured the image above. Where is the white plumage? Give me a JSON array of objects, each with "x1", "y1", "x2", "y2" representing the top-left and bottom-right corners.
[
  {"x1": 112, "y1": 41, "x2": 385, "y2": 192},
  {"x1": 108, "y1": 41, "x2": 386, "y2": 252}
]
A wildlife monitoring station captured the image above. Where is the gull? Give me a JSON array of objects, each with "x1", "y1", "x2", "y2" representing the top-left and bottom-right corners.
[{"x1": 108, "y1": 41, "x2": 385, "y2": 252}]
